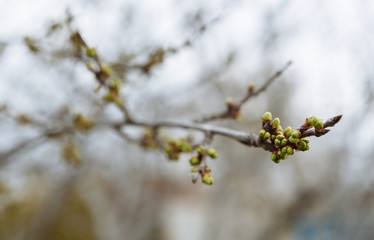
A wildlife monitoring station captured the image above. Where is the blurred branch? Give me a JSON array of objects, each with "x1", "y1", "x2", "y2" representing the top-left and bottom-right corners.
[{"x1": 196, "y1": 61, "x2": 292, "y2": 122}]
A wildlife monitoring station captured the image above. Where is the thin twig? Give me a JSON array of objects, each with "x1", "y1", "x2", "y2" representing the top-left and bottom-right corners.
[{"x1": 197, "y1": 61, "x2": 292, "y2": 123}]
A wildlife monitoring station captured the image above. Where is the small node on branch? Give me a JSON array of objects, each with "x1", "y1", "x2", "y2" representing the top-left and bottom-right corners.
[{"x1": 248, "y1": 82, "x2": 255, "y2": 93}]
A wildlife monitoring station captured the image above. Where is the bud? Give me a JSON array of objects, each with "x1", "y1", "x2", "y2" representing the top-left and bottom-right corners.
[
  {"x1": 189, "y1": 156, "x2": 199, "y2": 166},
  {"x1": 264, "y1": 132, "x2": 271, "y2": 140},
  {"x1": 274, "y1": 139, "x2": 281, "y2": 146},
  {"x1": 281, "y1": 139, "x2": 287, "y2": 147},
  {"x1": 86, "y1": 47, "x2": 96, "y2": 57},
  {"x1": 259, "y1": 129, "x2": 266, "y2": 138},
  {"x1": 271, "y1": 153, "x2": 278, "y2": 162},
  {"x1": 262, "y1": 112, "x2": 272, "y2": 122},
  {"x1": 287, "y1": 147, "x2": 294, "y2": 155},
  {"x1": 202, "y1": 174, "x2": 214, "y2": 185},
  {"x1": 191, "y1": 166, "x2": 199, "y2": 173},
  {"x1": 279, "y1": 152, "x2": 287, "y2": 160},
  {"x1": 291, "y1": 130, "x2": 300, "y2": 139},
  {"x1": 284, "y1": 127, "x2": 292, "y2": 134},
  {"x1": 226, "y1": 97, "x2": 236, "y2": 108},
  {"x1": 207, "y1": 148, "x2": 218, "y2": 159},
  {"x1": 298, "y1": 141, "x2": 307, "y2": 150},
  {"x1": 196, "y1": 145, "x2": 205, "y2": 155},
  {"x1": 271, "y1": 118, "x2": 280, "y2": 128},
  {"x1": 248, "y1": 83, "x2": 255, "y2": 93},
  {"x1": 276, "y1": 135, "x2": 285, "y2": 140},
  {"x1": 314, "y1": 120, "x2": 324, "y2": 130},
  {"x1": 277, "y1": 125, "x2": 283, "y2": 133},
  {"x1": 101, "y1": 64, "x2": 112, "y2": 77},
  {"x1": 301, "y1": 138, "x2": 309, "y2": 144},
  {"x1": 282, "y1": 147, "x2": 288, "y2": 154},
  {"x1": 308, "y1": 116, "x2": 318, "y2": 126},
  {"x1": 204, "y1": 165, "x2": 212, "y2": 173},
  {"x1": 289, "y1": 136, "x2": 298, "y2": 144}
]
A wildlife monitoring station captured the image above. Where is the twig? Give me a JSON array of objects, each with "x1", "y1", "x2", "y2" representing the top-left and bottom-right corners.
[
  {"x1": 300, "y1": 115, "x2": 343, "y2": 138},
  {"x1": 197, "y1": 61, "x2": 292, "y2": 123}
]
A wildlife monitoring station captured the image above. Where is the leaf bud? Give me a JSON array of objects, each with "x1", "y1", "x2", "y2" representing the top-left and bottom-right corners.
[
  {"x1": 276, "y1": 135, "x2": 285, "y2": 140},
  {"x1": 287, "y1": 147, "x2": 294, "y2": 155},
  {"x1": 308, "y1": 116, "x2": 318, "y2": 126},
  {"x1": 314, "y1": 120, "x2": 324, "y2": 130},
  {"x1": 282, "y1": 147, "x2": 288, "y2": 153},
  {"x1": 207, "y1": 148, "x2": 218, "y2": 159},
  {"x1": 248, "y1": 83, "x2": 255, "y2": 92},
  {"x1": 196, "y1": 145, "x2": 205, "y2": 155},
  {"x1": 202, "y1": 174, "x2": 214, "y2": 185},
  {"x1": 259, "y1": 129, "x2": 266, "y2": 138},
  {"x1": 191, "y1": 166, "x2": 199, "y2": 173},
  {"x1": 298, "y1": 141, "x2": 307, "y2": 150},
  {"x1": 86, "y1": 47, "x2": 96, "y2": 57},
  {"x1": 271, "y1": 118, "x2": 280, "y2": 128},
  {"x1": 264, "y1": 132, "x2": 271, "y2": 140},
  {"x1": 289, "y1": 136, "x2": 298, "y2": 144},
  {"x1": 262, "y1": 112, "x2": 272, "y2": 122},
  {"x1": 101, "y1": 64, "x2": 112, "y2": 77},
  {"x1": 291, "y1": 130, "x2": 300, "y2": 139},
  {"x1": 189, "y1": 156, "x2": 200, "y2": 166},
  {"x1": 284, "y1": 126, "x2": 292, "y2": 134}
]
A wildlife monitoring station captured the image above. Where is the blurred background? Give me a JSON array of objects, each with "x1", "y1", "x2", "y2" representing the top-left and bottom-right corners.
[{"x1": 0, "y1": 0, "x2": 374, "y2": 239}]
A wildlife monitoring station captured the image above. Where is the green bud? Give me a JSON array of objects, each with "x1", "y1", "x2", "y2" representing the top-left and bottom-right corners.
[
  {"x1": 264, "y1": 132, "x2": 271, "y2": 140},
  {"x1": 281, "y1": 139, "x2": 287, "y2": 147},
  {"x1": 202, "y1": 174, "x2": 214, "y2": 185},
  {"x1": 86, "y1": 47, "x2": 96, "y2": 57},
  {"x1": 314, "y1": 120, "x2": 324, "y2": 130},
  {"x1": 277, "y1": 125, "x2": 283, "y2": 133},
  {"x1": 276, "y1": 135, "x2": 285, "y2": 140},
  {"x1": 259, "y1": 129, "x2": 266, "y2": 138},
  {"x1": 282, "y1": 147, "x2": 288, "y2": 153},
  {"x1": 191, "y1": 166, "x2": 199, "y2": 173},
  {"x1": 305, "y1": 145, "x2": 310, "y2": 151},
  {"x1": 196, "y1": 145, "x2": 205, "y2": 155},
  {"x1": 287, "y1": 147, "x2": 294, "y2": 155},
  {"x1": 284, "y1": 127, "x2": 292, "y2": 134},
  {"x1": 289, "y1": 136, "x2": 298, "y2": 144},
  {"x1": 279, "y1": 152, "x2": 287, "y2": 160},
  {"x1": 291, "y1": 130, "x2": 300, "y2": 139},
  {"x1": 301, "y1": 138, "x2": 309, "y2": 144},
  {"x1": 271, "y1": 153, "x2": 278, "y2": 162},
  {"x1": 271, "y1": 118, "x2": 280, "y2": 128},
  {"x1": 207, "y1": 148, "x2": 218, "y2": 159},
  {"x1": 298, "y1": 141, "x2": 307, "y2": 150},
  {"x1": 274, "y1": 139, "x2": 281, "y2": 146},
  {"x1": 101, "y1": 65, "x2": 112, "y2": 77},
  {"x1": 189, "y1": 156, "x2": 200, "y2": 166},
  {"x1": 262, "y1": 112, "x2": 272, "y2": 122},
  {"x1": 308, "y1": 116, "x2": 318, "y2": 126}
]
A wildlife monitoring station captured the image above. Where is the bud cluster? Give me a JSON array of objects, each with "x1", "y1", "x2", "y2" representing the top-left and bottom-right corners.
[
  {"x1": 259, "y1": 111, "x2": 312, "y2": 164},
  {"x1": 307, "y1": 116, "x2": 324, "y2": 132},
  {"x1": 164, "y1": 138, "x2": 193, "y2": 160},
  {"x1": 189, "y1": 145, "x2": 217, "y2": 185}
]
